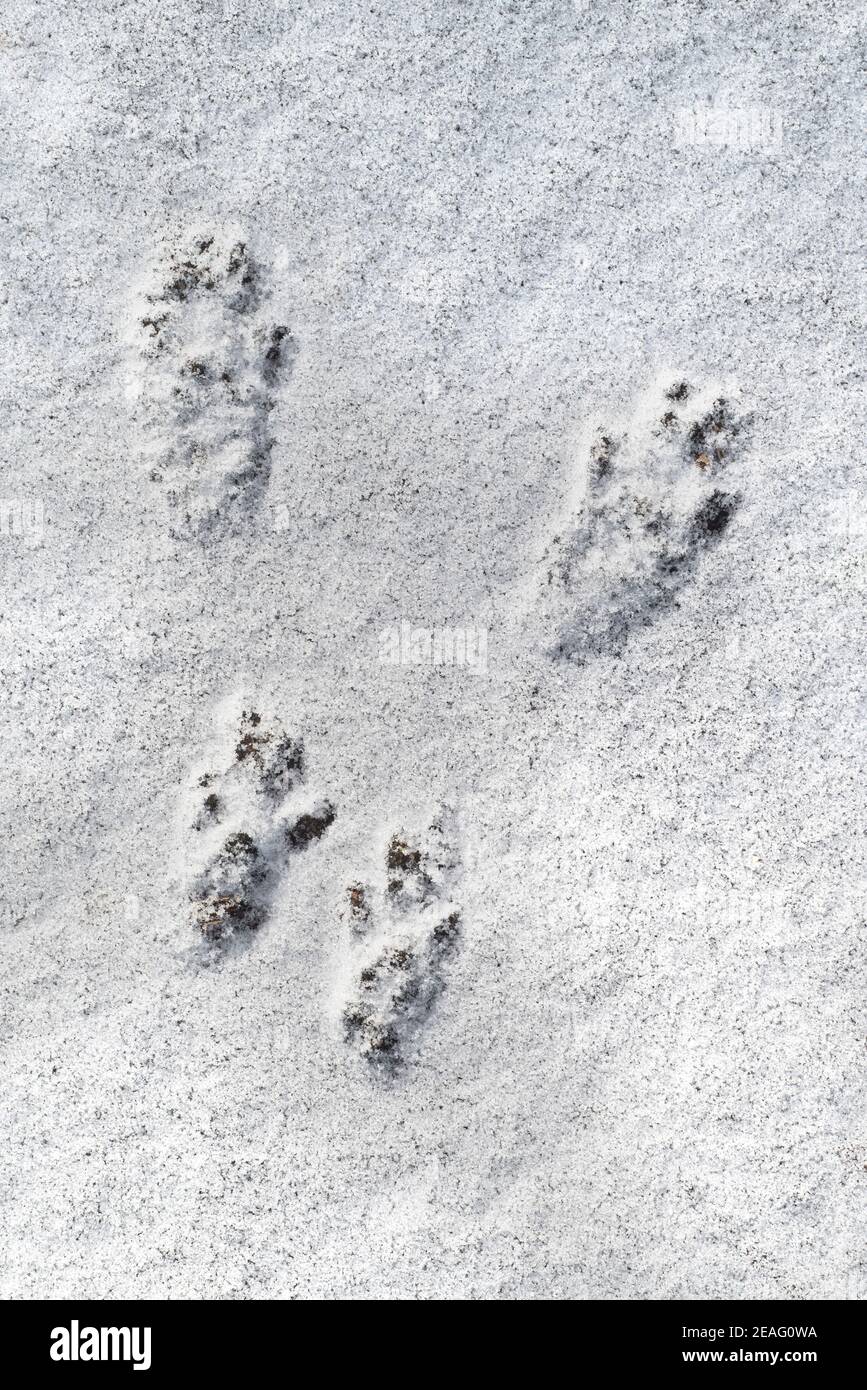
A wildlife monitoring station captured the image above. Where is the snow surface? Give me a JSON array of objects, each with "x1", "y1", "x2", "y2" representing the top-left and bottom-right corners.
[{"x1": 0, "y1": 0, "x2": 865, "y2": 1299}]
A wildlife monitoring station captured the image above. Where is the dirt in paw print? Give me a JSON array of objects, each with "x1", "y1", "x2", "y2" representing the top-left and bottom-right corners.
[
  {"x1": 184, "y1": 708, "x2": 334, "y2": 946},
  {"x1": 133, "y1": 231, "x2": 296, "y2": 539},
  {"x1": 544, "y1": 377, "x2": 748, "y2": 662}
]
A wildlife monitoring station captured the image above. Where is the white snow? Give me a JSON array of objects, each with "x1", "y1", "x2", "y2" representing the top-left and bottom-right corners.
[{"x1": 0, "y1": 0, "x2": 864, "y2": 1299}]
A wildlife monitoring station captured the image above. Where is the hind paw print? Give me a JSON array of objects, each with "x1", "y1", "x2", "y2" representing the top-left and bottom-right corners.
[
  {"x1": 134, "y1": 231, "x2": 296, "y2": 539},
  {"x1": 185, "y1": 709, "x2": 334, "y2": 945},
  {"x1": 546, "y1": 378, "x2": 747, "y2": 662},
  {"x1": 341, "y1": 809, "x2": 462, "y2": 1070}
]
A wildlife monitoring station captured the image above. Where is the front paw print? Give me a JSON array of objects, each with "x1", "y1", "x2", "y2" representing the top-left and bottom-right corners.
[
  {"x1": 185, "y1": 708, "x2": 335, "y2": 946},
  {"x1": 340, "y1": 807, "x2": 462, "y2": 1071}
]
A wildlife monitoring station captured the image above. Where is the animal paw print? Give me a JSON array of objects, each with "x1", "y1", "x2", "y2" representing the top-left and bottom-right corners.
[
  {"x1": 186, "y1": 709, "x2": 334, "y2": 945},
  {"x1": 135, "y1": 231, "x2": 296, "y2": 538},
  {"x1": 546, "y1": 378, "x2": 746, "y2": 662},
  {"x1": 341, "y1": 808, "x2": 462, "y2": 1070}
]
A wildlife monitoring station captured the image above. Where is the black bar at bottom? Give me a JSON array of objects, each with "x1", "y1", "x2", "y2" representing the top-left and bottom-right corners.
[{"x1": 1, "y1": 1299, "x2": 860, "y2": 1376}]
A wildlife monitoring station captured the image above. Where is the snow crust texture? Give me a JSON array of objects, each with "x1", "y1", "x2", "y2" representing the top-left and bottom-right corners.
[{"x1": 1, "y1": 0, "x2": 864, "y2": 1304}]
